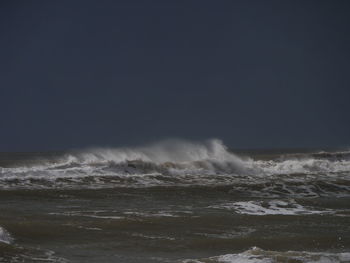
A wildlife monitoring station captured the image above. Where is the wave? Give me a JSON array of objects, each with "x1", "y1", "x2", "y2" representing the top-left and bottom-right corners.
[
  {"x1": 182, "y1": 247, "x2": 350, "y2": 263},
  {"x1": 0, "y1": 226, "x2": 13, "y2": 244},
  {"x1": 0, "y1": 139, "x2": 253, "y2": 173},
  {"x1": 209, "y1": 199, "x2": 336, "y2": 215},
  {"x1": 0, "y1": 139, "x2": 349, "y2": 193}
]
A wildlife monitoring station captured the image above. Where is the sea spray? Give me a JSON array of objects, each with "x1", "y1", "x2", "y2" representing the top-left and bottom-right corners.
[{"x1": 0, "y1": 139, "x2": 349, "y2": 194}]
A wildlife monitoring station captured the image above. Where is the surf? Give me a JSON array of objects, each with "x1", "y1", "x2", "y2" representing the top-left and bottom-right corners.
[{"x1": 0, "y1": 139, "x2": 349, "y2": 195}]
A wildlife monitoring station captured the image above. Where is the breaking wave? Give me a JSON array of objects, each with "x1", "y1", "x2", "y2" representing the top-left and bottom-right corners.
[{"x1": 0, "y1": 139, "x2": 349, "y2": 194}]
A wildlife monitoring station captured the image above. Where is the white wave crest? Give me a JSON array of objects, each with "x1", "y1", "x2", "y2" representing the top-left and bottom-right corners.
[
  {"x1": 257, "y1": 158, "x2": 350, "y2": 175},
  {"x1": 0, "y1": 226, "x2": 13, "y2": 244},
  {"x1": 182, "y1": 247, "x2": 350, "y2": 263},
  {"x1": 210, "y1": 199, "x2": 334, "y2": 215}
]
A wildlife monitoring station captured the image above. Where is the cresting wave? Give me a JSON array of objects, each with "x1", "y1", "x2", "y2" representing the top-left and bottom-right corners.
[{"x1": 0, "y1": 139, "x2": 349, "y2": 194}]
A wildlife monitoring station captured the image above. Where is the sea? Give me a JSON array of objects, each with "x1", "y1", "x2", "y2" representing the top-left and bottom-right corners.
[{"x1": 0, "y1": 139, "x2": 349, "y2": 263}]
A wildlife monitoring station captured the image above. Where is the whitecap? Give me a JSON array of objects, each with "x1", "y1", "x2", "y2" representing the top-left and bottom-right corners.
[
  {"x1": 182, "y1": 247, "x2": 350, "y2": 263},
  {"x1": 210, "y1": 199, "x2": 333, "y2": 215},
  {"x1": 0, "y1": 226, "x2": 13, "y2": 244}
]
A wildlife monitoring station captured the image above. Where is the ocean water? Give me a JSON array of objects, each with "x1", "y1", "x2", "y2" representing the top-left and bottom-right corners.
[{"x1": 0, "y1": 139, "x2": 349, "y2": 263}]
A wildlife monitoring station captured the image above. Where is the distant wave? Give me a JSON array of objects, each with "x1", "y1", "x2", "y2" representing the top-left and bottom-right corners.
[{"x1": 0, "y1": 139, "x2": 349, "y2": 194}]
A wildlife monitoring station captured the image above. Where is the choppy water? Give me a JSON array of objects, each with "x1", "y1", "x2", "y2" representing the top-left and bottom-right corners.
[{"x1": 0, "y1": 139, "x2": 349, "y2": 262}]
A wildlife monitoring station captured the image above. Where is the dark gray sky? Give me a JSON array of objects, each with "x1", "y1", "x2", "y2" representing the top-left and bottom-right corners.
[{"x1": 1, "y1": 0, "x2": 350, "y2": 151}]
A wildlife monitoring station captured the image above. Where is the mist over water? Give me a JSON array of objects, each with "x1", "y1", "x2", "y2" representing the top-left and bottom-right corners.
[{"x1": 0, "y1": 139, "x2": 349, "y2": 262}]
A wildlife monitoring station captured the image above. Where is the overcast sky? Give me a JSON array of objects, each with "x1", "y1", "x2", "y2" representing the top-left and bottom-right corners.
[{"x1": 1, "y1": 0, "x2": 350, "y2": 151}]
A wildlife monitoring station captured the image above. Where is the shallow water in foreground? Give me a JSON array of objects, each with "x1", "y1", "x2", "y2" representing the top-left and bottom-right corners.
[{"x1": 0, "y1": 140, "x2": 349, "y2": 262}]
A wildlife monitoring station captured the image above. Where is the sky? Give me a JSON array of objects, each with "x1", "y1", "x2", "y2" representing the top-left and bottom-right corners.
[{"x1": 1, "y1": 0, "x2": 350, "y2": 151}]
